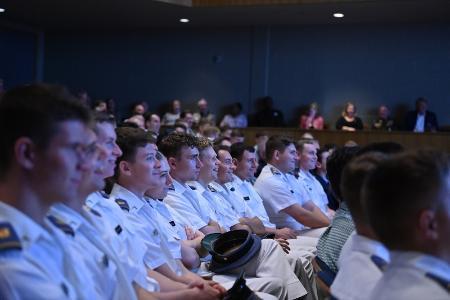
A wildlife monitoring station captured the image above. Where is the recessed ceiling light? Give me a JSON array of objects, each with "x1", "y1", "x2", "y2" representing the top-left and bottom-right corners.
[
  {"x1": 179, "y1": 18, "x2": 189, "y2": 23},
  {"x1": 0, "y1": 8, "x2": 5, "y2": 13},
  {"x1": 333, "y1": 13, "x2": 344, "y2": 18}
]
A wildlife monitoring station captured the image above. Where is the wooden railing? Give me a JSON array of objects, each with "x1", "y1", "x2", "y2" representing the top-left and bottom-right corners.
[{"x1": 241, "y1": 127, "x2": 450, "y2": 151}]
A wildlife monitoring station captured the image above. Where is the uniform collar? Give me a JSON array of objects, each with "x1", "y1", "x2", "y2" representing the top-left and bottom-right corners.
[
  {"x1": 232, "y1": 174, "x2": 245, "y2": 186},
  {"x1": 85, "y1": 191, "x2": 103, "y2": 207},
  {"x1": 49, "y1": 203, "x2": 85, "y2": 232},
  {"x1": 171, "y1": 179, "x2": 187, "y2": 194},
  {"x1": 187, "y1": 181, "x2": 206, "y2": 194},
  {"x1": 391, "y1": 251, "x2": 450, "y2": 282},
  {"x1": 0, "y1": 201, "x2": 51, "y2": 245},
  {"x1": 110, "y1": 183, "x2": 145, "y2": 212},
  {"x1": 350, "y1": 233, "x2": 390, "y2": 264},
  {"x1": 209, "y1": 181, "x2": 227, "y2": 194}
]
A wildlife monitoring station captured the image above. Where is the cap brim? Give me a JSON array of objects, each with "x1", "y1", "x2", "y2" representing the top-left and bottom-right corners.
[
  {"x1": 201, "y1": 233, "x2": 222, "y2": 253},
  {"x1": 210, "y1": 235, "x2": 261, "y2": 273}
]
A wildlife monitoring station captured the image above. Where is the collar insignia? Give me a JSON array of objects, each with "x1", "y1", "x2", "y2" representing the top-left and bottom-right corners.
[
  {"x1": 115, "y1": 199, "x2": 130, "y2": 212},
  {"x1": 47, "y1": 215, "x2": 75, "y2": 237},
  {"x1": 270, "y1": 167, "x2": 281, "y2": 175},
  {"x1": 0, "y1": 223, "x2": 21, "y2": 251}
]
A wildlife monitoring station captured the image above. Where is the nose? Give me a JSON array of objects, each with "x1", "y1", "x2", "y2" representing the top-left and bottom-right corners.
[
  {"x1": 196, "y1": 157, "x2": 203, "y2": 169},
  {"x1": 155, "y1": 157, "x2": 161, "y2": 169},
  {"x1": 113, "y1": 142, "x2": 123, "y2": 157}
]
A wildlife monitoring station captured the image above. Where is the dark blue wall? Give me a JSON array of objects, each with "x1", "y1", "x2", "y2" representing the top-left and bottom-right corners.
[
  {"x1": 0, "y1": 28, "x2": 37, "y2": 89},
  {"x1": 44, "y1": 24, "x2": 450, "y2": 126}
]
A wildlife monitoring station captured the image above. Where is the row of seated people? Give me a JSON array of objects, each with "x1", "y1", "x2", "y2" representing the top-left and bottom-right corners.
[
  {"x1": 94, "y1": 93, "x2": 440, "y2": 133},
  {"x1": 1, "y1": 84, "x2": 448, "y2": 300},
  {"x1": 300, "y1": 99, "x2": 439, "y2": 132}
]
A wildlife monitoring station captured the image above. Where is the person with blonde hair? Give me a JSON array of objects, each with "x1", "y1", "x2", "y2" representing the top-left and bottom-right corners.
[
  {"x1": 299, "y1": 102, "x2": 324, "y2": 130},
  {"x1": 335, "y1": 102, "x2": 363, "y2": 131}
]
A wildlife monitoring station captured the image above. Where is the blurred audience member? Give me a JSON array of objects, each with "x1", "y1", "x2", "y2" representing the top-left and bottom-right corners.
[
  {"x1": 253, "y1": 96, "x2": 285, "y2": 127},
  {"x1": 93, "y1": 99, "x2": 108, "y2": 112},
  {"x1": 299, "y1": 102, "x2": 324, "y2": 130},
  {"x1": 220, "y1": 102, "x2": 248, "y2": 128},
  {"x1": 193, "y1": 98, "x2": 216, "y2": 126},
  {"x1": 312, "y1": 148, "x2": 339, "y2": 211},
  {"x1": 124, "y1": 114, "x2": 145, "y2": 129},
  {"x1": 230, "y1": 128, "x2": 245, "y2": 144},
  {"x1": 405, "y1": 97, "x2": 439, "y2": 132},
  {"x1": 144, "y1": 112, "x2": 161, "y2": 136},
  {"x1": 162, "y1": 99, "x2": 181, "y2": 126},
  {"x1": 179, "y1": 110, "x2": 195, "y2": 135},
  {"x1": 131, "y1": 102, "x2": 146, "y2": 115},
  {"x1": 336, "y1": 102, "x2": 364, "y2": 131},
  {"x1": 372, "y1": 105, "x2": 396, "y2": 131},
  {"x1": 254, "y1": 132, "x2": 269, "y2": 177}
]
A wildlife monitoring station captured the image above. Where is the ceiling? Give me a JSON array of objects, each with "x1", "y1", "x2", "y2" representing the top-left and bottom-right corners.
[{"x1": 0, "y1": 0, "x2": 450, "y2": 31}]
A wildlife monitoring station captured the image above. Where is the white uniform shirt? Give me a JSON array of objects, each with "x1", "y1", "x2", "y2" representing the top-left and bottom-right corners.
[
  {"x1": 331, "y1": 232, "x2": 390, "y2": 300},
  {"x1": 148, "y1": 198, "x2": 189, "y2": 240},
  {"x1": 254, "y1": 164, "x2": 307, "y2": 230},
  {"x1": 145, "y1": 196, "x2": 183, "y2": 260},
  {"x1": 85, "y1": 192, "x2": 160, "y2": 292},
  {"x1": 231, "y1": 174, "x2": 276, "y2": 229},
  {"x1": 0, "y1": 202, "x2": 76, "y2": 300},
  {"x1": 164, "y1": 179, "x2": 212, "y2": 231},
  {"x1": 297, "y1": 170, "x2": 329, "y2": 215},
  {"x1": 48, "y1": 203, "x2": 136, "y2": 300},
  {"x1": 193, "y1": 181, "x2": 241, "y2": 231},
  {"x1": 219, "y1": 180, "x2": 255, "y2": 218},
  {"x1": 369, "y1": 252, "x2": 450, "y2": 300},
  {"x1": 110, "y1": 184, "x2": 182, "y2": 275}
]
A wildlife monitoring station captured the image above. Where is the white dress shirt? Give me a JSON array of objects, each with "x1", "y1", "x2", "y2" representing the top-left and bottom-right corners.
[
  {"x1": 254, "y1": 164, "x2": 307, "y2": 230},
  {"x1": 297, "y1": 170, "x2": 329, "y2": 215},
  {"x1": 331, "y1": 232, "x2": 390, "y2": 300},
  {"x1": 85, "y1": 191, "x2": 160, "y2": 292},
  {"x1": 0, "y1": 202, "x2": 76, "y2": 300},
  {"x1": 369, "y1": 251, "x2": 450, "y2": 299}
]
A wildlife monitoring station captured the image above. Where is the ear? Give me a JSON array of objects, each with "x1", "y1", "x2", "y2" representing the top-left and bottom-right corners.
[
  {"x1": 232, "y1": 158, "x2": 239, "y2": 167},
  {"x1": 168, "y1": 157, "x2": 177, "y2": 171},
  {"x1": 119, "y1": 160, "x2": 132, "y2": 177},
  {"x1": 316, "y1": 161, "x2": 322, "y2": 169},
  {"x1": 14, "y1": 137, "x2": 37, "y2": 170},
  {"x1": 273, "y1": 149, "x2": 280, "y2": 161},
  {"x1": 418, "y1": 209, "x2": 439, "y2": 240}
]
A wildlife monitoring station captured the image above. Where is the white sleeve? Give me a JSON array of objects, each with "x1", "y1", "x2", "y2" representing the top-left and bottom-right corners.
[
  {"x1": 164, "y1": 193, "x2": 208, "y2": 231},
  {"x1": 254, "y1": 177, "x2": 298, "y2": 213}
]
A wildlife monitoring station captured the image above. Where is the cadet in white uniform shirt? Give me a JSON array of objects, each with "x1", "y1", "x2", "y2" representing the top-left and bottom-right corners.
[
  {"x1": 0, "y1": 84, "x2": 92, "y2": 299},
  {"x1": 295, "y1": 140, "x2": 335, "y2": 218},
  {"x1": 330, "y1": 153, "x2": 388, "y2": 300},
  {"x1": 363, "y1": 150, "x2": 450, "y2": 299},
  {"x1": 254, "y1": 135, "x2": 329, "y2": 237}
]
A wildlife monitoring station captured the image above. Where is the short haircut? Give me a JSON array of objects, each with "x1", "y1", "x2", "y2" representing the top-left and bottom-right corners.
[
  {"x1": 196, "y1": 136, "x2": 213, "y2": 156},
  {"x1": 265, "y1": 135, "x2": 294, "y2": 162},
  {"x1": 158, "y1": 132, "x2": 198, "y2": 160},
  {"x1": 255, "y1": 131, "x2": 268, "y2": 138},
  {"x1": 326, "y1": 146, "x2": 360, "y2": 201},
  {"x1": 363, "y1": 150, "x2": 450, "y2": 250},
  {"x1": 115, "y1": 127, "x2": 155, "y2": 164},
  {"x1": 230, "y1": 142, "x2": 255, "y2": 161},
  {"x1": 341, "y1": 152, "x2": 386, "y2": 226},
  {"x1": 93, "y1": 112, "x2": 116, "y2": 135},
  {"x1": 230, "y1": 128, "x2": 244, "y2": 138},
  {"x1": 296, "y1": 139, "x2": 315, "y2": 153},
  {"x1": 214, "y1": 144, "x2": 230, "y2": 154},
  {"x1": 0, "y1": 83, "x2": 91, "y2": 177},
  {"x1": 143, "y1": 111, "x2": 158, "y2": 123},
  {"x1": 180, "y1": 110, "x2": 192, "y2": 119}
]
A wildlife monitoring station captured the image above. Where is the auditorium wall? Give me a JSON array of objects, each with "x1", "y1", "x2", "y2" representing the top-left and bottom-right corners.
[{"x1": 40, "y1": 23, "x2": 450, "y2": 126}]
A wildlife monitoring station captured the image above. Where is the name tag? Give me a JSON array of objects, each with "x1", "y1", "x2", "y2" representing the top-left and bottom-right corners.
[{"x1": 169, "y1": 221, "x2": 176, "y2": 227}]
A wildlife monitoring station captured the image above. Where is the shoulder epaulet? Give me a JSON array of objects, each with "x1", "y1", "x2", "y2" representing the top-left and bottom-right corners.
[
  {"x1": 425, "y1": 272, "x2": 450, "y2": 292},
  {"x1": 208, "y1": 185, "x2": 217, "y2": 193},
  {"x1": 47, "y1": 215, "x2": 75, "y2": 237},
  {"x1": 188, "y1": 185, "x2": 197, "y2": 190},
  {"x1": 84, "y1": 206, "x2": 102, "y2": 217},
  {"x1": 115, "y1": 199, "x2": 130, "y2": 212},
  {"x1": 168, "y1": 184, "x2": 175, "y2": 191},
  {"x1": 99, "y1": 191, "x2": 109, "y2": 199},
  {"x1": 270, "y1": 167, "x2": 281, "y2": 175},
  {"x1": 0, "y1": 223, "x2": 22, "y2": 251},
  {"x1": 370, "y1": 255, "x2": 388, "y2": 271}
]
